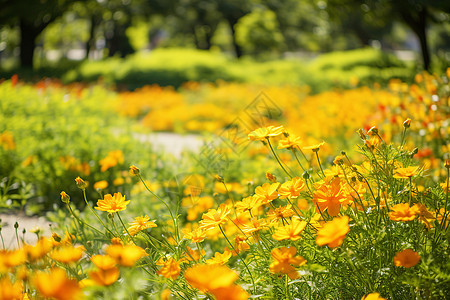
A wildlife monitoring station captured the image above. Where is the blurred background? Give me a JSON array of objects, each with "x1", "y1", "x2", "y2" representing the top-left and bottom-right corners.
[{"x1": 0, "y1": 0, "x2": 449, "y2": 87}]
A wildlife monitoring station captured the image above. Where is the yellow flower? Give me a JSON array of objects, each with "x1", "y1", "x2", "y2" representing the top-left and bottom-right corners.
[
  {"x1": 235, "y1": 195, "x2": 261, "y2": 214},
  {"x1": 272, "y1": 217, "x2": 307, "y2": 241},
  {"x1": 199, "y1": 204, "x2": 232, "y2": 230},
  {"x1": 24, "y1": 237, "x2": 53, "y2": 261},
  {"x1": 129, "y1": 165, "x2": 140, "y2": 176},
  {"x1": 184, "y1": 264, "x2": 248, "y2": 300},
  {"x1": 316, "y1": 216, "x2": 350, "y2": 248},
  {"x1": 303, "y1": 141, "x2": 325, "y2": 152},
  {"x1": 127, "y1": 215, "x2": 157, "y2": 236},
  {"x1": 157, "y1": 258, "x2": 181, "y2": 280},
  {"x1": 393, "y1": 249, "x2": 420, "y2": 268},
  {"x1": 278, "y1": 133, "x2": 302, "y2": 149},
  {"x1": 206, "y1": 249, "x2": 232, "y2": 265},
  {"x1": 393, "y1": 166, "x2": 420, "y2": 179},
  {"x1": 0, "y1": 277, "x2": 23, "y2": 300},
  {"x1": 106, "y1": 244, "x2": 147, "y2": 267},
  {"x1": 254, "y1": 182, "x2": 280, "y2": 205},
  {"x1": 248, "y1": 125, "x2": 285, "y2": 141},
  {"x1": 95, "y1": 192, "x2": 130, "y2": 213},
  {"x1": 184, "y1": 228, "x2": 207, "y2": 243},
  {"x1": 99, "y1": 150, "x2": 124, "y2": 172},
  {"x1": 74, "y1": 176, "x2": 88, "y2": 190},
  {"x1": 94, "y1": 180, "x2": 109, "y2": 190},
  {"x1": 278, "y1": 177, "x2": 305, "y2": 199},
  {"x1": 60, "y1": 191, "x2": 70, "y2": 203},
  {"x1": 269, "y1": 247, "x2": 306, "y2": 279},
  {"x1": 33, "y1": 268, "x2": 82, "y2": 300},
  {"x1": 89, "y1": 267, "x2": 120, "y2": 286},
  {"x1": 0, "y1": 131, "x2": 16, "y2": 150},
  {"x1": 91, "y1": 254, "x2": 117, "y2": 270},
  {"x1": 388, "y1": 203, "x2": 419, "y2": 221},
  {"x1": 241, "y1": 217, "x2": 267, "y2": 234},
  {"x1": 50, "y1": 245, "x2": 85, "y2": 264},
  {"x1": 266, "y1": 204, "x2": 295, "y2": 223},
  {"x1": 361, "y1": 293, "x2": 386, "y2": 300},
  {"x1": 0, "y1": 248, "x2": 26, "y2": 272}
]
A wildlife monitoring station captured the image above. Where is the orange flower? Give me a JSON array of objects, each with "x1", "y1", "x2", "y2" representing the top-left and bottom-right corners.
[
  {"x1": 199, "y1": 204, "x2": 232, "y2": 230},
  {"x1": 316, "y1": 216, "x2": 350, "y2": 248},
  {"x1": 272, "y1": 217, "x2": 307, "y2": 241},
  {"x1": 269, "y1": 247, "x2": 306, "y2": 279},
  {"x1": 183, "y1": 246, "x2": 204, "y2": 262},
  {"x1": 248, "y1": 125, "x2": 285, "y2": 141},
  {"x1": 0, "y1": 277, "x2": 23, "y2": 300},
  {"x1": 99, "y1": 150, "x2": 124, "y2": 172},
  {"x1": 393, "y1": 249, "x2": 420, "y2": 268},
  {"x1": 313, "y1": 177, "x2": 348, "y2": 216},
  {"x1": 278, "y1": 177, "x2": 305, "y2": 199},
  {"x1": 361, "y1": 292, "x2": 386, "y2": 300},
  {"x1": 184, "y1": 264, "x2": 248, "y2": 300},
  {"x1": 50, "y1": 245, "x2": 85, "y2": 264},
  {"x1": 393, "y1": 166, "x2": 420, "y2": 179},
  {"x1": 254, "y1": 182, "x2": 280, "y2": 205},
  {"x1": 266, "y1": 205, "x2": 295, "y2": 223},
  {"x1": 127, "y1": 215, "x2": 157, "y2": 236},
  {"x1": 106, "y1": 244, "x2": 147, "y2": 267},
  {"x1": 95, "y1": 192, "x2": 130, "y2": 213},
  {"x1": 157, "y1": 258, "x2": 181, "y2": 280},
  {"x1": 33, "y1": 268, "x2": 82, "y2": 300},
  {"x1": 89, "y1": 267, "x2": 120, "y2": 286},
  {"x1": 0, "y1": 248, "x2": 26, "y2": 272},
  {"x1": 129, "y1": 165, "x2": 140, "y2": 176},
  {"x1": 0, "y1": 131, "x2": 16, "y2": 150},
  {"x1": 388, "y1": 203, "x2": 419, "y2": 221},
  {"x1": 24, "y1": 237, "x2": 53, "y2": 261},
  {"x1": 91, "y1": 254, "x2": 117, "y2": 270},
  {"x1": 206, "y1": 249, "x2": 232, "y2": 265},
  {"x1": 60, "y1": 191, "x2": 70, "y2": 203}
]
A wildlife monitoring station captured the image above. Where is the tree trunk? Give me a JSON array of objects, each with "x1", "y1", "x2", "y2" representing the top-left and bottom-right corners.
[
  {"x1": 227, "y1": 18, "x2": 242, "y2": 58},
  {"x1": 400, "y1": 6, "x2": 430, "y2": 70},
  {"x1": 19, "y1": 19, "x2": 38, "y2": 69},
  {"x1": 85, "y1": 15, "x2": 98, "y2": 59}
]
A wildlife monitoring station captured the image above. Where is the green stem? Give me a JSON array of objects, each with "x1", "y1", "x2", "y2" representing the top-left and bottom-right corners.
[
  {"x1": 137, "y1": 174, "x2": 179, "y2": 243},
  {"x1": 440, "y1": 168, "x2": 449, "y2": 230},
  {"x1": 219, "y1": 225, "x2": 256, "y2": 294},
  {"x1": 67, "y1": 203, "x2": 103, "y2": 236},
  {"x1": 117, "y1": 212, "x2": 138, "y2": 246},
  {"x1": 82, "y1": 190, "x2": 115, "y2": 237},
  {"x1": 267, "y1": 138, "x2": 292, "y2": 178},
  {"x1": 291, "y1": 148, "x2": 306, "y2": 172},
  {"x1": 0, "y1": 230, "x2": 5, "y2": 249},
  {"x1": 314, "y1": 151, "x2": 325, "y2": 178}
]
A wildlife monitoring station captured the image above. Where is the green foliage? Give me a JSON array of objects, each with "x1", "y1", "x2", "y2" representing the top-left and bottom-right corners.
[
  {"x1": 59, "y1": 47, "x2": 414, "y2": 92},
  {"x1": 0, "y1": 79, "x2": 163, "y2": 213}
]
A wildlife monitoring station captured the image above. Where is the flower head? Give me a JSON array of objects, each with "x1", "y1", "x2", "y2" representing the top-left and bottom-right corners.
[
  {"x1": 278, "y1": 133, "x2": 302, "y2": 149},
  {"x1": 303, "y1": 141, "x2": 325, "y2": 152},
  {"x1": 127, "y1": 215, "x2": 157, "y2": 236},
  {"x1": 157, "y1": 258, "x2": 181, "y2": 280},
  {"x1": 269, "y1": 247, "x2": 306, "y2": 279},
  {"x1": 75, "y1": 177, "x2": 88, "y2": 190},
  {"x1": 248, "y1": 125, "x2": 285, "y2": 141},
  {"x1": 278, "y1": 177, "x2": 305, "y2": 199},
  {"x1": 389, "y1": 203, "x2": 419, "y2": 221},
  {"x1": 206, "y1": 249, "x2": 232, "y2": 265},
  {"x1": 199, "y1": 204, "x2": 232, "y2": 230},
  {"x1": 33, "y1": 268, "x2": 81, "y2": 300},
  {"x1": 316, "y1": 216, "x2": 350, "y2": 248},
  {"x1": 361, "y1": 293, "x2": 386, "y2": 300},
  {"x1": 393, "y1": 166, "x2": 420, "y2": 179},
  {"x1": 313, "y1": 177, "x2": 348, "y2": 216},
  {"x1": 95, "y1": 192, "x2": 130, "y2": 213},
  {"x1": 272, "y1": 217, "x2": 307, "y2": 241},
  {"x1": 129, "y1": 165, "x2": 140, "y2": 176},
  {"x1": 393, "y1": 249, "x2": 420, "y2": 268},
  {"x1": 106, "y1": 244, "x2": 147, "y2": 267},
  {"x1": 254, "y1": 182, "x2": 280, "y2": 205},
  {"x1": 60, "y1": 191, "x2": 70, "y2": 204}
]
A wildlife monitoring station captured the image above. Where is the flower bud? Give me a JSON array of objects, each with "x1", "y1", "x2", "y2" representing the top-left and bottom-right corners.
[
  {"x1": 60, "y1": 191, "x2": 70, "y2": 203},
  {"x1": 367, "y1": 126, "x2": 378, "y2": 136},
  {"x1": 265, "y1": 172, "x2": 277, "y2": 183},
  {"x1": 214, "y1": 174, "x2": 224, "y2": 183},
  {"x1": 403, "y1": 118, "x2": 411, "y2": 128},
  {"x1": 357, "y1": 128, "x2": 366, "y2": 140},
  {"x1": 75, "y1": 177, "x2": 88, "y2": 190},
  {"x1": 445, "y1": 159, "x2": 450, "y2": 169},
  {"x1": 302, "y1": 171, "x2": 310, "y2": 180},
  {"x1": 129, "y1": 165, "x2": 140, "y2": 176}
]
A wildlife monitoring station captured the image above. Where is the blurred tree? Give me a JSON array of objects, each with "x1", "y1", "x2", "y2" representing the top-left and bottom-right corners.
[
  {"x1": 327, "y1": 0, "x2": 450, "y2": 70},
  {"x1": 0, "y1": 0, "x2": 75, "y2": 68}
]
